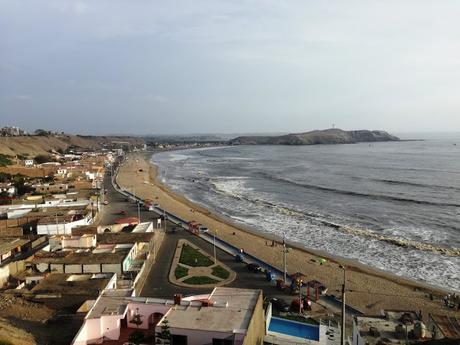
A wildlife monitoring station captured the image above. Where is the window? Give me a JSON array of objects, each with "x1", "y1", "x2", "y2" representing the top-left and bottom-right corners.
[{"x1": 171, "y1": 334, "x2": 187, "y2": 345}]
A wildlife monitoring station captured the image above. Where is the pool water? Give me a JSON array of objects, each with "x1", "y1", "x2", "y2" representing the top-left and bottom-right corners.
[{"x1": 268, "y1": 317, "x2": 320, "y2": 341}]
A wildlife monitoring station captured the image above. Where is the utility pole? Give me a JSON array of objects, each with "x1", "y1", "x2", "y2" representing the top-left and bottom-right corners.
[
  {"x1": 283, "y1": 232, "x2": 287, "y2": 284},
  {"x1": 213, "y1": 231, "x2": 217, "y2": 263},
  {"x1": 340, "y1": 265, "x2": 346, "y2": 345}
]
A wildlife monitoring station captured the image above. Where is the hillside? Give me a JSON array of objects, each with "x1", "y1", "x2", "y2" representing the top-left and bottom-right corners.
[
  {"x1": 229, "y1": 128, "x2": 399, "y2": 145},
  {"x1": 0, "y1": 135, "x2": 144, "y2": 156}
]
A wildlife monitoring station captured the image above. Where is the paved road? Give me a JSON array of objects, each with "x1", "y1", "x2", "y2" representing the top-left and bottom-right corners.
[
  {"x1": 140, "y1": 227, "x2": 283, "y2": 299},
  {"x1": 99, "y1": 171, "x2": 288, "y2": 300}
]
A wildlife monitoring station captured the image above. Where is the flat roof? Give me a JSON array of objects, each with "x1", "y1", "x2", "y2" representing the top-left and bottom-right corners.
[
  {"x1": 97, "y1": 232, "x2": 153, "y2": 244},
  {"x1": 160, "y1": 287, "x2": 261, "y2": 333},
  {"x1": 31, "y1": 273, "x2": 110, "y2": 295},
  {"x1": 0, "y1": 238, "x2": 30, "y2": 255},
  {"x1": 355, "y1": 311, "x2": 421, "y2": 345},
  {"x1": 33, "y1": 249, "x2": 129, "y2": 265},
  {"x1": 430, "y1": 314, "x2": 460, "y2": 339},
  {"x1": 87, "y1": 289, "x2": 133, "y2": 319}
]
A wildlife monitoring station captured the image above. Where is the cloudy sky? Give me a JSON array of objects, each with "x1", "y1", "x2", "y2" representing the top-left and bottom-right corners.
[{"x1": 1, "y1": 1, "x2": 460, "y2": 135}]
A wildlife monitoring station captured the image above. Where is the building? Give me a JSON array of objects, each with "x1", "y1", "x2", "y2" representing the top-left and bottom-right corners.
[
  {"x1": 36, "y1": 211, "x2": 92, "y2": 235},
  {"x1": 353, "y1": 310, "x2": 427, "y2": 345},
  {"x1": 157, "y1": 287, "x2": 264, "y2": 345},
  {"x1": 71, "y1": 287, "x2": 264, "y2": 345},
  {"x1": 32, "y1": 248, "x2": 131, "y2": 275},
  {"x1": 0, "y1": 126, "x2": 25, "y2": 137},
  {"x1": 24, "y1": 159, "x2": 34, "y2": 167},
  {"x1": 0, "y1": 183, "x2": 16, "y2": 196},
  {"x1": 34, "y1": 183, "x2": 69, "y2": 194},
  {"x1": 0, "y1": 238, "x2": 31, "y2": 286},
  {"x1": 428, "y1": 314, "x2": 460, "y2": 340}
]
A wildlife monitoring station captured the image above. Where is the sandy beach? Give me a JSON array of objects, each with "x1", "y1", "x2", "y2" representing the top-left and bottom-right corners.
[{"x1": 116, "y1": 151, "x2": 459, "y2": 320}]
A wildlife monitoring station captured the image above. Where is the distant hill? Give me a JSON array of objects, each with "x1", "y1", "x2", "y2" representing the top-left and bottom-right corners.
[
  {"x1": 229, "y1": 129, "x2": 399, "y2": 145},
  {"x1": 0, "y1": 135, "x2": 144, "y2": 156}
]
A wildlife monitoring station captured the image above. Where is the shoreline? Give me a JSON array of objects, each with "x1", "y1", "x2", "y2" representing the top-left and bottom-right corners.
[{"x1": 117, "y1": 150, "x2": 459, "y2": 319}]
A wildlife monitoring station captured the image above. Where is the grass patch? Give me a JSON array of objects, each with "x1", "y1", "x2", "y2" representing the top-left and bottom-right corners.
[
  {"x1": 175, "y1": 265, "x2": 189, "y2": 279},
  {"x1": 211, "y1": 265, "x2": 230, "y2": 279},
  {"x1": 0, "y1": 154, "x2": 12, "y2": 167},
  {"x1": 179, "y1": 244, "x2": 213, "y2": 267},
  {"x1": 183, "y1": 276, "x2": 218, "y2": 285}
]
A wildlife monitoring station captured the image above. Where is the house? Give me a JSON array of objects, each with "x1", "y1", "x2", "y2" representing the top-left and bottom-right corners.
[
  {"x1": 0, "y1": 238, "x2": 31, "y2": 286},
  {"x1": 36, "y1": 211, "x2": 92, "y2": 235},
  {"x1": 0, "y1": 183, "x2": 16, "y2": 196},
  {"x1": 353, "y1": 310, "x2": 427, "y2": 345},
  {"x1": 24, "y1": 159, "x2": 34, "y2": 167},
  {"x1": 32, "y1": 248, "x2": 131, "y2": 275},
  {"x1": 34, "y1": 183, "x2": 69, "y2": 194},
  {"x1": 71, "y1": 287, "x2": 264, "y2": 345},
  {"x1": 428, "y1": 314, "x2": 460, "y2": 340}
]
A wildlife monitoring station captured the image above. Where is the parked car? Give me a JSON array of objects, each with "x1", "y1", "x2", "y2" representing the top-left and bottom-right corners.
[
  {"x1": 199, "y1": 226, "x2": 209, "y2": 233},
  {"x1": 246, "y1": 263, "x2": 262, "y2": 272},
  {"x1": 103, "y1": 200, "x2": 109, "y2": 205},
  {"x1": 270, "y1": 297, "x2": 290, "y2": 312}
]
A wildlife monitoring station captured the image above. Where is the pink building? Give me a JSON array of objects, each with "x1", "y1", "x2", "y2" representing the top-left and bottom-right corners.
[{"x1": 72, "y1": 287, "x2": 264, "y2": 345}]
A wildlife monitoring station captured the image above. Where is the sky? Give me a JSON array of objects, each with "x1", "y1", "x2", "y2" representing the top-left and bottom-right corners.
[{"x1": 1, "y1": 1, "x2": 460, "y2": 135}]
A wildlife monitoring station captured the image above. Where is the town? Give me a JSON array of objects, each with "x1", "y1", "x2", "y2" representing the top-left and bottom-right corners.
[{"x1": 0, "y1": 126, "x2": 458, "y2": 345}]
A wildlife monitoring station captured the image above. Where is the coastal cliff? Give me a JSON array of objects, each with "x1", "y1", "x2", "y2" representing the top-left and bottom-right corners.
[{"x1": 229, "y1": 128, "x2": 399, "y2": 145}]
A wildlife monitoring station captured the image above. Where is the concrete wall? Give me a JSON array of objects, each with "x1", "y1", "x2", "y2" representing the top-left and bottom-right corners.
[
  {"x1": 101, "y1": 315, "x2": 121, "y2": 340},
  {"x1": 243, "y1": 291, "x2": 265, "y2": 345},
  {"x1": 66, "y1": 264, "x2": 83, "y2": 274},
  {"x1": 165, "y1": 328, "x2": 234, "y2": 345},
  {"x1": 102, "y1": 263, "x2": 122, "y2": 275},
  {"x1": 49, "y1": 263, "x2": 64, "y2": 273},
  {"x1": 83, "y1": 264, "x2": 101, "y2": 273}
]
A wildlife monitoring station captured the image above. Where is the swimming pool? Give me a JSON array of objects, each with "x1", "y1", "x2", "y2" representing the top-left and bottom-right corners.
[{"x1": 268, "y1": 317, "x2": 320, "y2": 341}]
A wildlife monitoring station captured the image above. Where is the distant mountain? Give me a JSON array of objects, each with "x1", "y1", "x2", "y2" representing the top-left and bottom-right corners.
[{"x1": 229, "y1": 129, "x2": 400, "y2": 145}]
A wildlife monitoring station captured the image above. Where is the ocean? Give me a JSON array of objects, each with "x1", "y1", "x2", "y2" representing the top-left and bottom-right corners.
[{"x1": 151, "y1": 135, "x2": 460, "y2": 291}]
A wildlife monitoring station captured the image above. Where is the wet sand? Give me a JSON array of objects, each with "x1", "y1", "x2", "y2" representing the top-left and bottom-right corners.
[{"x1": 116, "y1": 151, "x2": 459, "y2": 319}]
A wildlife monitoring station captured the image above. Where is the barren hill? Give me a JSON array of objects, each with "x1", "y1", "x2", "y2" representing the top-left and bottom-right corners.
[
  {"x1": 229, "y1": 128, "x2": 399, "y2": 145},
  {"x1": 0, "y1": 135, "x2": 144, "y2": 156}
]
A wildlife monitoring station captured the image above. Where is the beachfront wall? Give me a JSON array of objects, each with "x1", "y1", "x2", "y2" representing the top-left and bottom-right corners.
[{"x1": 243, "y1": 291, "x2": 265, "y2": 345}]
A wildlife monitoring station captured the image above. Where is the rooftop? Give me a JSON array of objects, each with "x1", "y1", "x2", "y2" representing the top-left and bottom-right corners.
[
  {"x1": 430, "y1": 314, "x2": 460, "y2": 339},
  {"x1": 0, "y1": 238, "x2": 30, "y2": 256},
  {"x1": 31, "y1": 273, "x2": 112, "y2": 296},
  {"x1": 97, "y1": 232, "x2": 154, "y2": 245},
  {"x1": 159, "y1": 287, "x2": 261, "y2": 333},
  {"x1": 87, "y1": 289, "x2": 133, "y2": 319},
  {"x1": 33, "y1": 249, "x2": 129, "y2": 265},
  {"x1": 355, "y1": 311, "x2": 422, "y2": 345}
]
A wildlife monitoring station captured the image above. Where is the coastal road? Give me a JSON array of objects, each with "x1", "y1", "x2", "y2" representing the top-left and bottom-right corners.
[{"x1": 99, "y1": 171, "x2": 302, "y2": 302}]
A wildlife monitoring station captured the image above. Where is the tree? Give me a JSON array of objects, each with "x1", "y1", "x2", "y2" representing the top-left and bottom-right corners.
[
  {"x1": 156, "y1": 318, "x2": 171, "y2": 344},
  {"x1": 128, "y1": 330, "x2": 145, "y2": 345},
  {"x1": 34, "y1": 129, "x2": 48, "y2": 136},
  {"x1": 34, "y1": 154, "x2": 54, "y2": 164},
  {"x1": 130, "y1": 310, "x2": 143, "y2": 328}
]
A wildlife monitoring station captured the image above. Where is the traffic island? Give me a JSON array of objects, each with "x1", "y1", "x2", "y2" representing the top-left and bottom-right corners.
[{"x1": 169, "y1": 239, "x2": 236, "y2": 288}]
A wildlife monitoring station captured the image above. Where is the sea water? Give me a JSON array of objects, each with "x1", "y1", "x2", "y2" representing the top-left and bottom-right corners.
[{"x1": 152, "y1": 135, "x2": 460, "y2": 291}]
